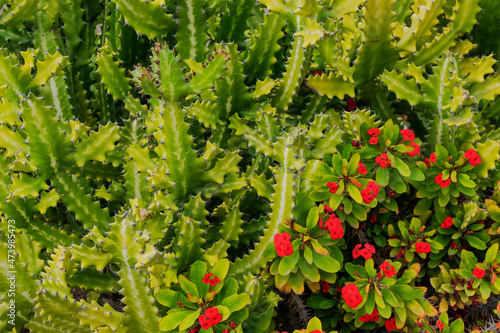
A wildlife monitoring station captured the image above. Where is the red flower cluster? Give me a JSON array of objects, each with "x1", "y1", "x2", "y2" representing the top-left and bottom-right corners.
[
  {"x1": 311, "y1": 70, "x2": 323, "y2": 76},
  {"x1": 319, "y1": 280, "x2": 330, "y2": 293},
  {"x1": 441, "y1": 217, "x2": 453, "y2": 229},
  {"x1": 473, "y1": 266, "x2": 485, "y2": 279},
  {"x1": 415, "y1": 241, "x2": 431, "y2": 254},
  {"x1": 367, "y1": 128, "x2": 380, "y2": 145},
  {"x1": 406, "y1": 142, "x2": 420, "y2": 157},
  {"x1": 358, "y1": 162, "x2": 367, "y2": 175},
  {"x1": 360, "y1": 308, "x2": 379, "y2": 322},
  {"x1": 436, "y1": 320, "x2": 445, "y2": 330},
  {"x1": 375, "y1": 153, "x2": 391, "y2": 168},
  {"x1": 319, "y1": 213, "x2": 344, "y2": 239},
  {"x1": 202, "y1": 273, "x2": 221, "y2": 286},
  {"x1": 199, "y1": 307, "x2": 222, "y2": 330},
  {"x1": 361, "y1": 181, "x2": 380, "y2": 204},
  {"x1": 400, "y1": 129, "x2": 415, "y2": 141},
  {"x1": 346, "y1": 98, "x2": 357, "y2": 111},
  {"x1": 327, "y1": 181, "x2": 339, "y2": 194},
  {"x1": 430, "y1": 153, "x2": 436, "y2": 163},
  {"x1": 342, "y1": 284, "x2": 363, "y2": 308},
  {"x1": 379, "y1": 261, "x2": 396, "y2": 278},
  {"x1": 353, "y1": 243, "x2": 376, "y2": 260},
  {"x1": 188, "y1": 327, "x2": 200, "y2": 333},
  {"x1": 274, "y1": 233, "x2": 293, "y2": 257},
  {"x1": 385, "y1": 318, "x2": 397, "y2": 332},
  {"x1": 324, "y1": 205, "x2": 333, "y2": 213},
  {"x1": 464, "y1": 148, "x2": 481, "y2": 166},
  {"x1": 424, "y1": 158, "x2": 430, "y2": 167},
  {"x1": 352, "y1": 140, "x2": 360, "y2": 148},
  {"x1": 434, "y1": 173, "x2": 451, "y2": 188}
]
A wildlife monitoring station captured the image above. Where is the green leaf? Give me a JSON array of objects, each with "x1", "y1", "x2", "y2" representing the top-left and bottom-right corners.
[
  {"x1": 457, "y1": 173, "x2": 476, "y2": 188},
  {"x1": 308, "y1": 73, "x2": 355, "y2": 99},
  {"x1": 306, "y1": 316, "x2": 323, "y2": 331},
  {"x1": 389, "y1": 172, "x2": 406, "y2": 193},
  {"x1": 310, "y1": 238, "x2": 329, "y2": 255},
  {"x1": 485, "y1": 243, "x2": 499, "y2": 264},
  {"x1": 306, "y1": 206, "x2": 319, "y2": 230},
  {"x1": 347, "y1": 153, "x2": 360, "y2": 174},
  {"x1": 96, "y1": 49, "x2": 130, "y2": 100},
  {"x1": 380, "y1": 70, "x2": 422, "y2": 106},
  {"x1": 298, "y1": 256, "x2": 320, "y2": 282},
  {"x1": 312, "y1": 251, "x2": 340, "y2": 273},
  {"x1": 304, "y1": 246, "x2": 313, "y2": 265},
  {"x1": 156, "y1": 289, "x2": 190, "y2": 309},
  {"x1": 219, "y1": 294, "x2": 250, "y2": 312},
  {"x1": 393, "y1": 157, "x2": 411, "y2": 177},
  {"x1": 179, "y1": 275, "x2": 199, "y2": 298},
  {"x1": 347, "y1": 183, "x2": 362, "y2": 204},
  {"x1": 278, "y1": 247, "x2": 300, "y2": 275},
  {"x1": 179, "y1": 309, "x2": 202, "y2": 331},
  {"x1": 159, "y1": 309, "x2": 192, "y2": 331},
  {"x1": 464, "y1": 234, "x2": 487, "y2": 250},
  {"x1": 376, "y1": 167, "x2": 389, "y2": 187}
]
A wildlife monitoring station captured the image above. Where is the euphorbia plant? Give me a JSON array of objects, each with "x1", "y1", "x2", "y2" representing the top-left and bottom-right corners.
[{"x1": 157, "y1": 259, "x2": 249, "y2": 332}]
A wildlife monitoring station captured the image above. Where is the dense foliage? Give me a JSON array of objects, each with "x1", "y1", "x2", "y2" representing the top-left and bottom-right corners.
[{"x1": 1, "y1": 0, "x2": 500, "y2": 332}]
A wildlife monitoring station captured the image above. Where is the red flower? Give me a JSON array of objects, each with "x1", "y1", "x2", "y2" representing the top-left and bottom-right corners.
[
  {"x1": 367, "y1": 128, "x2": 380, "y2": 137},
  {"x1": 379, "y1": 261, "x2": 397, "y2": 278},
  {"x1": 369, "y1": 136, "x2": 379, "y2": 145},
  {"x1": 352, "y1": 140, "x2": 360, "y2": 147},
  {"x1": 324, "y1": 205, "x2": 333, "y2": 213},
  {"x1": 274, "y1": 233, "x2": 293, "y2": 257},
  {"x1": 199, "y1": 307, "x2": 222, "y2": 330},
  {"x1": 400, "y1": 129, "x2": 415, "y2": 141},
  {"x1": 473, "y1": 266, "x2": 485, "y2": 279},
  {"x1": 415, "y1": 241, "x2": 431, "y2": 254},
  {"x1": 326, "y1": 214, "x2": 344, "y2": 240},
  {"x1": 470, "y1": 155, "x2": 481, "y2": 166},
  {"x1": 358, "y1": 163, "x2": 367, "y2": 175},
  {"x1": 359, "y1": 314, "x2": 370, "y2": 322},
  {"x1": 202, "y1": 273, "x2": 213, "y2": 283},
  {"x1": 385, "y1": 318, "x2": 397, "y2": 332},
  {"x1": 441, "y1": 217, "x2": 453, "y2": 229},
  {"x1": 327, "y1": 181, "x2": 339, "y2": 194},
  {"x1": 311, "y1": 70, "x2": 323, "y2": 76},
  {"x1": 430, "y1": 153, "x2": 437, "y2": 163},
  {"x1": 208, "y1": 275, "x2": 221, "y2": 286},
  {"x1": 436, "y1": 320, "x2": 445, "y2": 330},
  {"x1": 464, "y1": 149, "x2": 481, "y2": 166},
  {"x1": 370, "y1": 213, "x2": 377, "y2": 223},
  {"x1": 424, "y1": 158, "x2": 430, "y2": 167},
  {"x1": 406, "y1": 142, "x2": 420, "y2": 157},
  {"x1": 353, "y1": 244, "x2": 376, "y2": 260},
  {"x1": 369, "y1": 308, "x2": 379, "y2": 321},
  {"x1": 318, "y1": 217, "x2": 327, "y2": 230},
  {"x1": 346, "y1": 98, "x2": 357, "y2": 111},
  {"x1": 361, "y1": 181, "x2": 380, "y2": 204},
  {"x1": 434, "y1": 173, "x2": 451, "y2": 188},
  {"x1": 375, "y1": 153, "x2": 391, "y2": 168},
  {"x1": 342, "y1": 284, "x2": 363, "y2": 308},
  {"x1": 229, "y1": 322, "x2": 238, "y2": 329},
  {"x1": 464, "y1": 148, "x2": 477, "y2": 159},
  {"x1": 360, "y1": 309, "x2": 379, "y2": 323},
  {"x1": 319, "y1": 280, "x2": 331, "y2": 293}
]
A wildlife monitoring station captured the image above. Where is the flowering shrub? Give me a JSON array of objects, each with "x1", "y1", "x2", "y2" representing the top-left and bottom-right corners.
[{"x1": 2, "y1": 0, "x2": 500, "y2": 333}]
